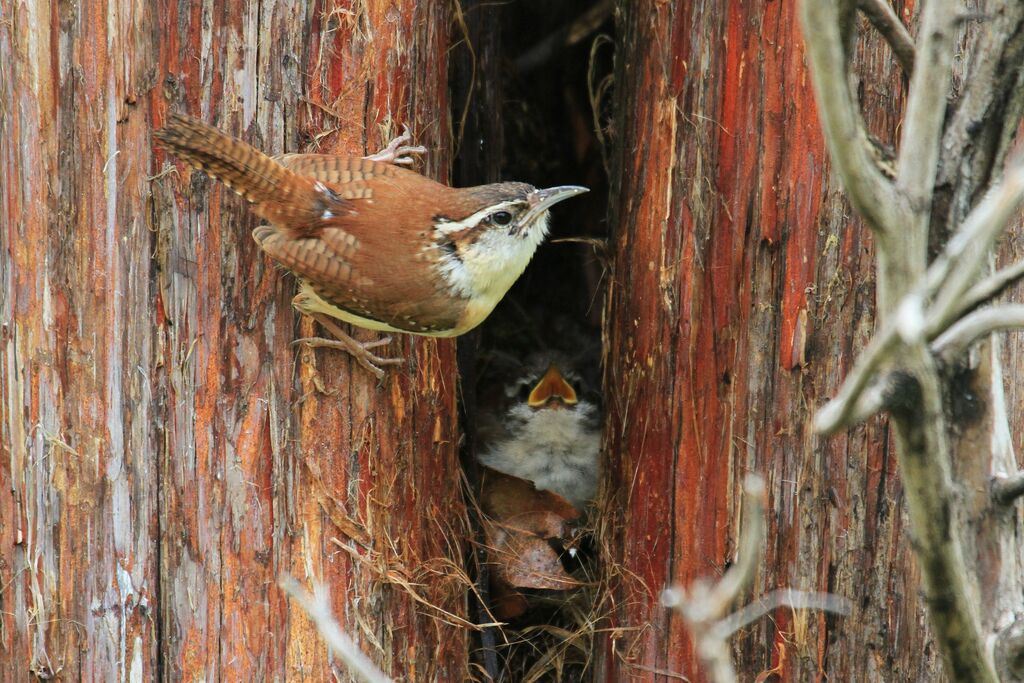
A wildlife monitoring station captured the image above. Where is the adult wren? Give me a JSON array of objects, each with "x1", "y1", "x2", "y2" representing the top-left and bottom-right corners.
[
  {"x1": 478, "y1": 355, "x2": 601, "y2": 510},
  {"x1": 154, "y1": 114, "x2": 587, "y2": 377}
]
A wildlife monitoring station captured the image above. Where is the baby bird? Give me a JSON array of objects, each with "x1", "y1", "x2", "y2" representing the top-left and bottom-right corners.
[{"x1": 478, "y1": 356, "x2": 601, "y2": 510}]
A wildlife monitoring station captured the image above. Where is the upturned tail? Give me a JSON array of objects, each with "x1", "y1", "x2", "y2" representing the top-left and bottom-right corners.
[{"x1": 154, "y1": 113, "x2": 335, "y2": 231}]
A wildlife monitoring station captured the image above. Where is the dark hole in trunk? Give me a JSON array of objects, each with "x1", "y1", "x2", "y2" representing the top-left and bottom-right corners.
[{"x1": 453, "y1": 1, "x2": 614, "y2": 680}]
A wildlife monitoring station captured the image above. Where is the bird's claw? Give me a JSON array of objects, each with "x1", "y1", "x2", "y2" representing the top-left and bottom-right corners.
[
  {"x1": 365, "y1": 125, "x2": 427, "y2": 166},
  {"x1": 292, "y1": 336, "x2": 404, "y2": 380}
]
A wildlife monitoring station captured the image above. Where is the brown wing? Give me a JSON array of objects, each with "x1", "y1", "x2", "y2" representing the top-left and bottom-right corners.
[
  {"x1": 255, "y1": 161, "x2": 468, "y2": 334},
  {"x1": 275, "y1": 153, "x2": 399, "y2": 185}
]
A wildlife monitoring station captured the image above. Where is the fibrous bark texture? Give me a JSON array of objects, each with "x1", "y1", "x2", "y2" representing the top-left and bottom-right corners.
[
  {"x1": 1, "y1": 1, "x2": 465, "y2": 679},
  {"x1": 599, "y1": 1, "x2": 958, "y2": 680}
]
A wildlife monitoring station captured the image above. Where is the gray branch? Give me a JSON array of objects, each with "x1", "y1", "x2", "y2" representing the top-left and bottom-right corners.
[
  {"x1": 894, "y1": 0, "x2": 954, "y2": 212},
  {"x1": 815, "y1": 324, "x2": 900, "y2": 434},
  {"x1": 661, "y1": 475, "x2": 767, "y2": 683},
  {"x1": 960, "y1": 260, "x2": 1024, "y2": 317},
  {"x1": 280, "y1": 577, "x2": 394, "y2": 683},
  {"x1": 661, "y1": 475, "x2": 850, "y2": 683},
  {"x1": 932, "y1": 305, "x2": 1024, "y2": 363},
  {"x1": 815, "y1": 167, "x2": 1024, "y2": 434},
  {"x1": 927, "y1": 165, "x2": 1024, "y2": 333},
  {"x1": 800, "y1": 0, "x2": 905, "y2": 237},
  {"x1": 857, "y1": 0, "x2": 915, "y2": 76},
  {"x1": 803, "y1": 0, "x2": 1001, "y2": 679},
  {"x1": 890, "y1": 345, "x2": 996, "y2": 682},
  {"x1": 715, "y1": 589, "x2": 851, "y2": 637},
  {"x1": 991, "y1": 473, "x2": 1024, "y2": 507},
  {"x1": 887, "y1": 0, "x2": 958, "y2": 297}
]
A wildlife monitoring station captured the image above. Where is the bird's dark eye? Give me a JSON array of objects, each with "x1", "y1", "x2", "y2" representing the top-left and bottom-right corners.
[{"x1": 491, "y1": 211, "x2": 513, "y2": 226}]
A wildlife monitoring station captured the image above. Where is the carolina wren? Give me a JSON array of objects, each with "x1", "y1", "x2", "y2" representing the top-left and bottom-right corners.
[
  {"x1": 478, "y1": 357, "x2": 601, "y2": 510},
  {"x1": 154, "y1": 113, "x2": 587, "y2": 377}
]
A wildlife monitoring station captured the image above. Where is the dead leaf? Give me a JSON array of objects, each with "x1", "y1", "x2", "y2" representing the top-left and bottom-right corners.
[{"x1": 479, "y1": 468, "x2": 583, "y2": 596}]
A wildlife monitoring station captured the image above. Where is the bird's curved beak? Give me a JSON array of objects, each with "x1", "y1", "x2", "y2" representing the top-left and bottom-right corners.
[{"x1": 520, "y1": 185, "x2": 589, "y2": 229}]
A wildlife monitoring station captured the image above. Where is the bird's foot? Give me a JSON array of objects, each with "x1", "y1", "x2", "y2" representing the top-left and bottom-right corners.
[
  {"x1": 364, "y1": 125, "x2": 426, "y2": 166},
  {"x1": 292, "y1": 313, "x2": 404, "y2": 380}
]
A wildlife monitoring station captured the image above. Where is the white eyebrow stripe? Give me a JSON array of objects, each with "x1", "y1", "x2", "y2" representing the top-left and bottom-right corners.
[{"x1": 434, "y1": 201, "x2": 523, "y2": 235}]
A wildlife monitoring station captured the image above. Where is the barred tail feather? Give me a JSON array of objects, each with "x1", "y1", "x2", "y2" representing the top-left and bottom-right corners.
[
  {"x1": 155, "y1": 113, "x2": 340, "y2": 233},
  {"x1": 154, "y1": 113, "x2": 296, "y2": 203}
]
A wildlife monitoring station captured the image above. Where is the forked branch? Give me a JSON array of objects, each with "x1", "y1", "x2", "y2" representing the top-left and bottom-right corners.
[
  {"x1": 800, "y1": 0, "x2": 905, "y2": 237},
  {"x1": 815, "y1": 165, "x2": 1024, "y2": 434},
  {"x1": 857, "y1": 0, "x2": 915, "y2": 76},
  {"x1": 802, "y1": 1, "x2": 1001, "y2": 680},
  {"x1": 662, "y1": 476, "x2": 850, "y2": 683}
]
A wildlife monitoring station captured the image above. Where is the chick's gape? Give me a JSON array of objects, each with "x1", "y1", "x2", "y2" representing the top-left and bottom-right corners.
[
  {"x1": 154, "y1": 113, "x2": 587, "y2": 377},
  {"x1": 478, "y1": 362, "x2": 602, "y2": 510}
]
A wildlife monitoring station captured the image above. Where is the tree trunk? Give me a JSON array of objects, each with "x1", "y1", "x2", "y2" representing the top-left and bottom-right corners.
[
  {"x1": 599, "y1": 1, "x2": 944, "y2": 680},
  {"x1": 1, "y1": 1, "x2": 465, "y2": 679}
]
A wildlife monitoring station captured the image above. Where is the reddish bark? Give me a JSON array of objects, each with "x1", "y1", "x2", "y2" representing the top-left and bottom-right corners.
[
  {"x1": 2, "y1": 1, "x2": 465, "y2": 679},
  {"x1": 600, "y1": 1, "x2": 936, "y2": 680}
]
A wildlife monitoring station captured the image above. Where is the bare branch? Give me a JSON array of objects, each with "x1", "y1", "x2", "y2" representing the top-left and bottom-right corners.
[
  {"x1": 697, "y1": 475, "x2": 766, "y2": 618},
  {"x1": 280, "y1": 577, "x2": 394, "y2": 683},
  {"x1": 661, "y1": 475, "x2": 767, "y2": 683},
  {"x1": 715, "y1": 589, "x2": 851, "y2": 637},
  {"x1": 991, "y1": 473, "x2": 1024, "y2": 506},
  {"x1": 814, "y1": 324, "x2": 900, "y2": 434},
  {"x1": 927, "y1": 165, "x2": 1024, "y2": 333},
  {"x1": 932, "y1": 305, "x2": 1024, "y2": 363},
  {"x1": 816, "y1": 166, "x2": 1024, "y2": 434},
  {"x1": 661, "y1": 476, "x2": 851, "y2": 683},
  {"x1": 857, "y1": 0, "x2": 915, "y2": 77},
  {"x1": 800, "y1": 0, "x2": 905, "y2": 236},
  {"x1": 959, "y1": 260, "x2": 1024, "y2": 316},
  {"x1": 896, "y1": 0, "x2": 955, "y2": 220},
  {"x1": 891, "y1": 345, "x2": 997, "y2": 683}
]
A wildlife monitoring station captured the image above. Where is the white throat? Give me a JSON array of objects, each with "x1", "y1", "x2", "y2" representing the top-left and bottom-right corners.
[{"x1": 434, "y1": 210, "x2": 551, "y2": 331}]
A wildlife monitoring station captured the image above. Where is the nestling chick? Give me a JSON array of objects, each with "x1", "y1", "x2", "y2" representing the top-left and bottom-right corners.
[{"x1": 478, "y1": 359, "x2": 601, "y2": 510}]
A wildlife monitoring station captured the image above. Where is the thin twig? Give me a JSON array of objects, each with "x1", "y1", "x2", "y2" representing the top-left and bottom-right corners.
[
  {"x1": 715, "y1": 589, "x2": 851, "y2": 637},
  {"x1": 814, "y1": 324, "x2": 900, "y2": 434},
  {"x1": 800, "y1": 0, "x2": 905, "y2": 236},
  {"x1": 931, "y1": 305, "x2": 1024, "y2": 363},
  {"x1": 660, "y1": 475, "x2": 766, "y2": 683},
  {"x1": 991, "y1": 473, "x2": 1024, "y2": 506},
  {"x1": 815, "y1": 165, "x2": 1024, "y2": 434},
  {"x1": 857, "y1": 0, "x2": 915, "y2": 76},
  {"x1": 895, "y1": 0, "x2": 956, "y2": 258},
  {"x1": 280, "y1": 577, "x2": 394, "y2": 683},
  {"x1": 927, "y1": 165, "x2": 1024, "y2": 333},
  {"x1": 661, "y1": 476, "x2": 850, "y2": 683},
  {"x1": 889, "y1": 343, "x2": 996, "y2": 683},
  {"x1": 958, "y1": 260, "x2": 1024, "y2": 316}
]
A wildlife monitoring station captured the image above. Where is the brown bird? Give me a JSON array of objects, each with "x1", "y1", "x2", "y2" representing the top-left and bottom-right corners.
[{"x1": 154, "y1": 113, "x2": 587, "y2": 377}]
